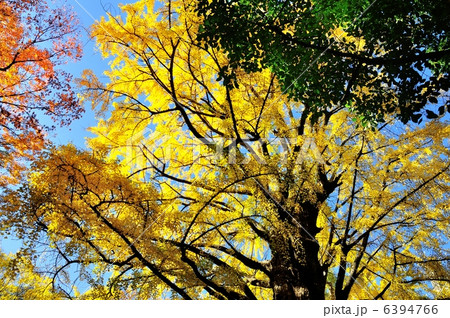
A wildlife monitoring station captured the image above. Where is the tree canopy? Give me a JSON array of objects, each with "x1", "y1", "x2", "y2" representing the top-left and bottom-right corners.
[
  {"x1": 0, "y1": 0, "x2": 449, "y2": 300},
  {"x1": 196, "y1": 0, "x2": 450, "y2": 124},
  {"x1": 0, "y1": 251, "x2": 63, "y2": 299},
  {"x1": 0, "y1": 0, "x2": 83, "y2": 186}
]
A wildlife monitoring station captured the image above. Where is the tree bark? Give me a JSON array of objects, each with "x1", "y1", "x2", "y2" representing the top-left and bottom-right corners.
[{"x1": 269, "y1": 204, "x2": 326, "y2": 300}]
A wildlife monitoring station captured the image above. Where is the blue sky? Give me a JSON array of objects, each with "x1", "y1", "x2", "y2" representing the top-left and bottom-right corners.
[{"x1": 48, "y1": 0, "x2": 132, "y2": 148}]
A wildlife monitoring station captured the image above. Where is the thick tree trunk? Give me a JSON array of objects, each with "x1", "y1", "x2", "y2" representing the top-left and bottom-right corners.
[
  {"x1": 270, "y1": 231, "x2": 326, "y2": 299},
  {"x1": 265, "y1": 165, "x2": 339, "y2": 299},
  {"x1": 272, "y1": 241, "x2": 325, "y2": 299},
  {"x1": 269, "y1": 204, "x2": 326, "y2": 299}
]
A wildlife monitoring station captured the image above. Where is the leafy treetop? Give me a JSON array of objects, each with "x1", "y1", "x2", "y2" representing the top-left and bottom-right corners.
[{"x1": 195, "y1": 0, "x2": 449, "y2": 125}]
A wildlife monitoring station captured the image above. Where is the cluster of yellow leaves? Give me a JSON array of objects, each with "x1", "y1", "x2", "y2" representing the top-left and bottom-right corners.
[
  {"x1": 79, "y1": 0, "x2": 450, "y2": 299},
  {"x1": 0, "y1": 251, "x2": 62, "y2": 299},
  {"x1": 328, "y1": 27, "x2": 366, "y2": 53}
]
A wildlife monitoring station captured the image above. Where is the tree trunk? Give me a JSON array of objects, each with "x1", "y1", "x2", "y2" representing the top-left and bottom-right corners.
[
  {"x1": 265, "y1": 164, "x2": 340, "y2": 299},
  {"x1": 270, "y1": 195, "x2": 326, "y2": 299},
  {"x1": 269, "y1": 204, "x2": 326, "y2": 299}
]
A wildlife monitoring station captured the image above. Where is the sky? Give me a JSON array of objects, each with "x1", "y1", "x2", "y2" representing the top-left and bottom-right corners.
[{"x1": 48, "y1": 0, "x2": 132, "y2": 148}]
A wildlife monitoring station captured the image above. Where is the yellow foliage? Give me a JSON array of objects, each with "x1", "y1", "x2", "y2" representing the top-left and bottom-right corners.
[{"x1": 0, "y1": 252, "x2": 63, "y2": 299}]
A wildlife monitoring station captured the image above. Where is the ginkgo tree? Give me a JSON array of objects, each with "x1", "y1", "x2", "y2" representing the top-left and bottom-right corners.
[
  {"x1": 0, "y1": 251, "x2": 63, "y2": 299},
  {"x1": 1, "y1": 0, "x2": 448, "y2": 299}
]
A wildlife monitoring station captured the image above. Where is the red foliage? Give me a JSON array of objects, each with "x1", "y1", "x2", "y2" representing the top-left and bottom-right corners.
[{"x1": 0, "y1": 0, "x2": 83, "y2": 185}]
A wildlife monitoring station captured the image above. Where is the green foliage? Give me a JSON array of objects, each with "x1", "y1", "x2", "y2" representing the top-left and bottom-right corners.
[{"x1": 196, "y1": 0, "x2": 450, "y2": 124}]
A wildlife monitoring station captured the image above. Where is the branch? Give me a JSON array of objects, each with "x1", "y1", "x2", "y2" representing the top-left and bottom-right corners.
[
  {"x1": 180, "y1": 248, "x2": 253, "y2": 299},
  {"x1": 209, "y1": 242, "x2": 270, "y2": 275},
  {"x1": 88, "y1": 204, "x2": 192, "y2": 299},
  {"x1": 265, "y1": 23, "x2": 450, "y2": 66},
  {"x1": 349, "y1": 163, "x2": 450, "y2": 249},
  {"x1": 403, "y1": 278, "x2": 450, "y2": 284}
]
